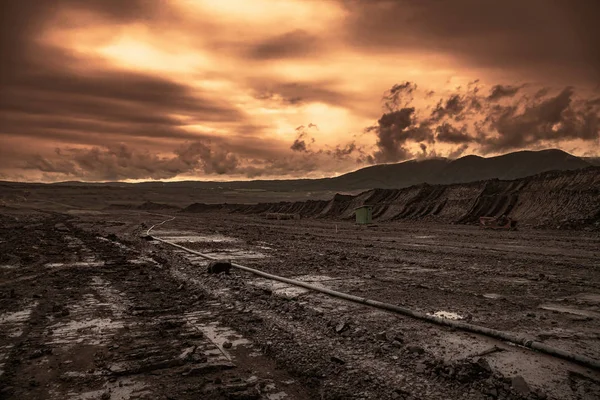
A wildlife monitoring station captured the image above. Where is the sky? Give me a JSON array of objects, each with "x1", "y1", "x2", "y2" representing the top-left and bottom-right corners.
[{"x1": 1, "y1": 0, "x2": 599, "y2": 182}]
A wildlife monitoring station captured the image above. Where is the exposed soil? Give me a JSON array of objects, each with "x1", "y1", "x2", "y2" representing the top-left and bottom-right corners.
[
  {"x1": 183, "y1": 167, "x2": 600, "y2": 230},
  {"x1": 1, "y1": 205, "x2": 599, "y2": 399}
]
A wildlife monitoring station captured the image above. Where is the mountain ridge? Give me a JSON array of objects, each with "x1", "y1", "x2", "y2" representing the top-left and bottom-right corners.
[{"x1": 2, "y1": 149, "x2": 593, "y2": 191}]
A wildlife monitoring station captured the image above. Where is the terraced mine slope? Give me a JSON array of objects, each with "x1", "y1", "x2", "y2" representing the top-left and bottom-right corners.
[{"x1": 183, "y1": 167, "x2": 600, "y2": 229}]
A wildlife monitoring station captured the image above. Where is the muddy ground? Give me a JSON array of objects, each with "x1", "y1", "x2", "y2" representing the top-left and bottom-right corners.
[{"x1": 0, "y1": 207, "x2": 599, "y2": 399}]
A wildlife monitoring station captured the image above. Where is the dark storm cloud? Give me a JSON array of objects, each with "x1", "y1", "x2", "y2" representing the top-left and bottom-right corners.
[
  {"x1": 290, "y1": 125, "x2": 318, "y2": 153},
  {"x1": 22, "y1": 141, "x2": 240, "y2": 181},
  {"x1": 487, "y1": 85, "x2": 522, "y2": 101},
  {"x1": 367, "y1": 81, "x2": 600, "y2": 161},
  {"x1": 382, "y1": 82, "x2": 418, "y2": 111},
  {"x1": 340, "y1": 0, "x2": 600, "y2": 82},
  {"x1": 246, "y1": 30, "x2": 322, "y2": 60},
  {"x1": 368, "y1": 108, "x2": 435, "y2": 163},
  {"x1": 482, "y1": 87, "x2": 599, "y2": 152},
  {"x1": 0, "y1": 63, "x2": 244, "y2": 142},
  {"x1": 435, "y1": 123, "x2": 474, "y2": 144},
  {"x1": 251, "y1": 79, "x2": 352, "y2": 108},
  {"x1": 431, "y1": 95, "x2": 468, "y2": 122},
  {"x1": 0, "y1": 0, "x2": 257, "y2": 181}
]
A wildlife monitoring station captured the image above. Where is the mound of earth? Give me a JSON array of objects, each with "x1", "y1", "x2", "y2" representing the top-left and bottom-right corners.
[{"x1": 182, "y1": 167, "x2": 600, "y2": 230}]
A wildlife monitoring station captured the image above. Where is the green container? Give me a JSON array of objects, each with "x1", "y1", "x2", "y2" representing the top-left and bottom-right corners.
[{"x1": 354, "y1": 205, "x2": 373, "y2": 224}]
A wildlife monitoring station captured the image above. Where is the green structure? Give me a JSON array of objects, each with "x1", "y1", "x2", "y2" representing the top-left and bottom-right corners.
[{"x1": 354, "y1": 205, "x2": 373, "y2": 225}]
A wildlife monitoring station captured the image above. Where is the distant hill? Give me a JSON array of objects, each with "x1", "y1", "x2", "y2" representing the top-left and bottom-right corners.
[
  {"x1": 11, "y1": 149, "x2": 594, "y2": 192},
  {"x1": 431, "y1": 149, "x2": 590, "y2": 184},
  {"x1": 584, "y1": 157, "x2": 600, "y2": 167}
]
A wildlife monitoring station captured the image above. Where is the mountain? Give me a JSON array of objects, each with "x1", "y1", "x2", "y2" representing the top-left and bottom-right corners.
[
  {"x1": 15, "y1": 149, "x2": 594, "y2": 192},
  {"x1": 584, "y1": 157, "x2": 600, "y2": 167},
  {"x1": 430, "y1": 149, "x2": 590, "y2": 184},
  {"x1": 294, "y1": 149, "x2": 591, "y2": 190}
]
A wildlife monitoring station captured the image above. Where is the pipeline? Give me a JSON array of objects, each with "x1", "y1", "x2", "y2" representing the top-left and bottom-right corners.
[{"x1": 147, "y1": 233, "x2": 600, "y2": 371}]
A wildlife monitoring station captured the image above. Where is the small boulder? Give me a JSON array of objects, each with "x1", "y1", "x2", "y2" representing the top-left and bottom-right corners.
[
  {"x1": 511, "y1": 375, "x2": 530, "y2": 396},
  {"x1": 406, "y1": 345, "x2": 425, "y2": 355},
  {"x1": 207, "y1": 261, "x2": 232, "y2": 274}
]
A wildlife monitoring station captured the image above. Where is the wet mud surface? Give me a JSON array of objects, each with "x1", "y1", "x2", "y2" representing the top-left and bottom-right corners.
[{"x1": 1, "y1": 208, "x2": 599, "y2": 399}]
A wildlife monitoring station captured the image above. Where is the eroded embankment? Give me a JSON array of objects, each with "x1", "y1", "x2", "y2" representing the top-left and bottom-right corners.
[{"x1": 182, "y1": 167, "x2": 600, "y2": 228}]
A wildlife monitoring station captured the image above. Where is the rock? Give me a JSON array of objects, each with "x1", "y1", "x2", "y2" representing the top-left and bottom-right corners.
[
  {"x1": 223, "y1": 341, "x2": 233, "y2": 349},
  {"x1": 207, "y1": 260, "x2": 232, "y2": 274},
  {"x1": 375, "y1": 331, "x2": 387, "y2": 341},
  {"x1": 511, "y1": 375, "x2": 530, "y2": 396},
  {"x1": 335, "y1": 321, "x2": 348, "y2": 334},
  {"x1": 485, "y1": 387, "x2": 498, "y2": 398},
  {"x1": 178, "y1": 346, "x2": 196, "y2": 361},
  {"x1": 476, "y1": 357, "x2": 492, "y2": 372},
  {"x1": 415, "y1": 363, "x2": 426, "y2": 373},
  {"x1": 386, "y1": 331, "x2": 403, "y2": 343},
  {"x1": 406, "y1": 345, "x2": 425, "y2": 355},
  {"x1": 330, "y1": 356, "x2": 345, "y2": 364}
]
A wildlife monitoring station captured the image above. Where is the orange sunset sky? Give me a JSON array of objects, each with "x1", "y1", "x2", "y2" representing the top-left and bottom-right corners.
[{"x1": 1, "y1": 0, "x2": 599, "y2": 182}]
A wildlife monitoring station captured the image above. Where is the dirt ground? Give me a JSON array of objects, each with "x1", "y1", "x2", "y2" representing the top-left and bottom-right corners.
[{"x1": 1, "y1": 206, "x2": 599, "y2": 399}]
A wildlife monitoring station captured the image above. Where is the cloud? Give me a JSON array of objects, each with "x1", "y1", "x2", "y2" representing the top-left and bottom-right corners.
[
  {"x1": 487, "y1": 85, "x2": 522, "y2": 101},
  {"x1": 2, "y1": 1, "x2": 599, "y2": 182},
  {"x1": 435, "y1": 123, "x2": 475, "y2": 144},
  {"x1": 481, "y1": 87, "x2": 599, "y2": 151},
  {"x1": 366, "y1": 81, "x2": 600, "y2": 161},
  {"x1": 339, "y1": 0, "x2": 600, "y2": 83},
  {"x1": 22, "y1": 141, "x2": 241, "y2": 181},
  {"x1": 246, "y1": 30, "x2": 322, "y2": 60},
  {"x1": 290, "y1": 124, "x2": 318, "y2": 152},
  {"x1": 369, "y1": 108, "x2": 433, "y2": 163}
]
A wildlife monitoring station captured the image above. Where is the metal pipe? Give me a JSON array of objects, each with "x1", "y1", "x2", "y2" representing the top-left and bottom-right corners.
[{"x1": 149, "y1": 235, "x2": 600, "y2": 370}]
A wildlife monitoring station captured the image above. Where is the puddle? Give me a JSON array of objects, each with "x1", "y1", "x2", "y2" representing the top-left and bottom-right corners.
[
  {"x1": 429, "y1": 311, "x2": 464, "y2": 320},
  {"x1": 183, "y1": 311, "x2": 250, "y2": 360},
  {"x1": 154, "y1": 231, "x2": 238, "y2": 243},
  {"x1": 66, "y1": 210, "x2": 104, "y2": 215},
  {"x1": 400, "y1": 266, "x2": 437, "y2": 273},
  {"x1": 128, "y1": 256, "x2": 159, "y2": 265},
  {"x1": 53, "y1": 377, "x2": 149, "y2": 400},
  {"x1": 45, "y1": 261, "x2": 105, "y2": 268},
  {"x1": 249, "y1": 275, "x2": 336, "y2": 299},
  {"x1": 250, "y1": 279, "x2": 309, "y2": 298},
  {"x1": 48, "y1": 318, "x2": 125, "y2": 346},
  {"x1": 203, "y1": 248, "x2": 267, "y2": 259},
  {"x1": 0, "y1": 303, "x2": 37, "y2": 338},
  {"x1": 572, "y1": 293, "x2": 600, "y2": 304},
  {"x1": 483, "y1": 293, "x2": 504, "y2": 300},
  {"x1": 499, "y1": 277, "x2": 531, "y2": 284},
  {"x1": 0, "y1": 303, "x2": 37, "y2": 375},
  {"x1": 96, "y1": 237, "x2": 130, "y2": 250},
  {"x1": 91, "y1": 276, "x2": 131, "y2": 315},
  {"x1": 267, "y1": 392, "x2": 289, "y2": 400},
  {"x1": 197, "y1": 322, "x2": 250, "y2": 349},
  {"x1": 539, "y1": 304, "x2": 599, "y2": 319}
]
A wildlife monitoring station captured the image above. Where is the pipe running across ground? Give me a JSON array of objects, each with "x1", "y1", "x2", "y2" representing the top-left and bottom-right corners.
[{"x1": 146, "y1": 220, "x2": 600, "y2": 371}]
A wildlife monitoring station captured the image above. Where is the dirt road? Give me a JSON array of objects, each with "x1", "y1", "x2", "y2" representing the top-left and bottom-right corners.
[{"x1": 1, "y1": 208, "x2": 599, "y2": 399}]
